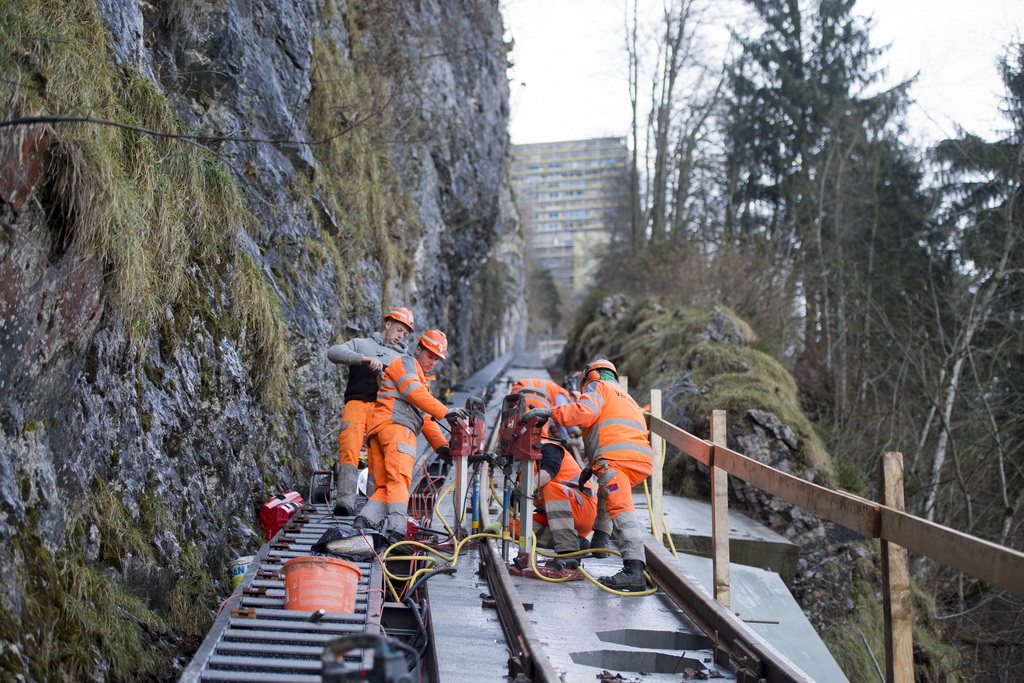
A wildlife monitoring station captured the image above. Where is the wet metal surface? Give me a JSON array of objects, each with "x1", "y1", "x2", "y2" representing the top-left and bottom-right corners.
[
  {"x1": 647, "y1": 495, "x2": 799, "y2": 585},
  {"x1": 668, "y1": 548, "x2": 849, "y2": 682},
  {"x1": 512, "y1": 556, "x2": 733, "y2": 682}
]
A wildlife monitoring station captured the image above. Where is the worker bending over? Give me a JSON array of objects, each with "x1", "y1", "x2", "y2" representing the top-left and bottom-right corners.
[
  {"x1": 508, "y1": 384, "x2": 596, "y2": 570},
  {"x1": 510, "y1": 377, "x2": 573, "y2": 441},
  {"x1": 534, "y1": 439, "x2": 597, "y2": 571},
  {"x1": 327, "y1": 308, "x2": 415, "y2": 516},
  {"x1": 355, "y1": 329, "x2": 466, "y2": 544},
  {"x1": 526, "y1": 359, "x2": 653, "y2": 591}
]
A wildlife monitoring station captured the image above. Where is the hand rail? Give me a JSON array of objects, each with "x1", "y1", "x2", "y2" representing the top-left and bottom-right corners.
[{"x1": 645, "y1": 413, "x2": 1024, "y2": 597}]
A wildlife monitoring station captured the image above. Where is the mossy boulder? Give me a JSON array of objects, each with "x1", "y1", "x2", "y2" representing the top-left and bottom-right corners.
[{"x1": 565, "y1": 293, "x2": 831, "y2": 485}]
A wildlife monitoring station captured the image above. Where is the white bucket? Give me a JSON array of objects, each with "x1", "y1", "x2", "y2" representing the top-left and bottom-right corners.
[{"x1": 230, "y1": 555, "x2": 255, "y2": 589}]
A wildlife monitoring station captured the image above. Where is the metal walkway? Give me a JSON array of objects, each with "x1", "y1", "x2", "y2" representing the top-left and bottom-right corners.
[{"x1": 179, "y1": 508, "x2": 383, "y2": 682}]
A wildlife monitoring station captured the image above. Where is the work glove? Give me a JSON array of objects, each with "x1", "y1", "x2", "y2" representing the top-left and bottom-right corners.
[
  {"x1": 482, "y1": 520, "x2": 502, "y2": 535},
  {"x1": 445, "y1": 408, "x2": 469, "y2": 422},
  {"x1": 436, "y1": 445, "x2": 451, "y2": 463},
  {"x1": 522, "y1": 407, "x2": 551, "y2": 425},
  {"x1": 578, "y1": 465, "x2": 593, "y2": 488},
  {"x1": 568, "y1": 426, "x2": 583, "y2": 438}
]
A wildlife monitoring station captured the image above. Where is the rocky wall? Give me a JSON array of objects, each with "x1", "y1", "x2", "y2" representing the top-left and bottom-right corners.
[{"x1": 0, "y1": 0, "x2": 522, "y2": 668}]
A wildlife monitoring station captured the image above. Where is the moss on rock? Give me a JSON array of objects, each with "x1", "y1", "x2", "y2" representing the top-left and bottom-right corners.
[
  {"x1": 565, "y1": 293, "x2": 830, "y2": 477},
  {"x1": 1, "y1": 0, "x2": 290, "y2": 408}
]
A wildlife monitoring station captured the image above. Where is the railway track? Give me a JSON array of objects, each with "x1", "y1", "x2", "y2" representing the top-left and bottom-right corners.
[{"x1": 181, "y1": 353, "x2": 811, "y2": 682}]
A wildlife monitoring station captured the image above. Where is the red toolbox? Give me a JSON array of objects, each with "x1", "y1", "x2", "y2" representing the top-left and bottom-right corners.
[{"x1": 259, "y1": 491, "x2": 305, "y2": 540}]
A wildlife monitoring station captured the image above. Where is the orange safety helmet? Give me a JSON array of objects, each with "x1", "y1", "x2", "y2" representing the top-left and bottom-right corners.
[
  {"x1": 582, "y1": 358, "x2": 617, "y2": 389},
  {"x1": 384, "y1": 307, "x2": 415, "y2": 332},
  {"x1": 418, "y1": 329, "x2": 448, "y2": 359}
]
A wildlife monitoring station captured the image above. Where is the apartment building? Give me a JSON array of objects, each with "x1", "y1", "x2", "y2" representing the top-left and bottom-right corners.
[{"x1": 510, "y1": 137, "x2": 630, "y2": 307}]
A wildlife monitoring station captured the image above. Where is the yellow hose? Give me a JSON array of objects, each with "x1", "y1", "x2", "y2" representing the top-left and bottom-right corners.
[
  {"x1": 524, "y1": 532, "x2": 657, "y2": 596},
  {"x1": 387, "y1": 459, "x2": 655, "y2": 598},
  {"x1": 379, "y1": 532, "x2": 504, "y2": 595},
  {"x1": 643, "y1": 480, "x2": 656, "y2": 534},
  {"x1": 642, "y1": 480, "x2": 679, "y2": 559}
]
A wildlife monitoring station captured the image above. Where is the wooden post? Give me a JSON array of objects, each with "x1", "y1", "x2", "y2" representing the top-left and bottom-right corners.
[
  {"x1": 711, "y1": 410, "x2": 730, "y2": 609},
  {"x1": 650, "y1": 389, "x2": 663, "y2": 543},
  {"x1": 879, "y1": 451, "x2": 913, "y2": 683}
]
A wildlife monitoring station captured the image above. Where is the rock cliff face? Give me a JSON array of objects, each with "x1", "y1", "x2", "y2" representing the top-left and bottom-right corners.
[{"x1": 0, "y1": 0, "x2": 522, "y2": 675}]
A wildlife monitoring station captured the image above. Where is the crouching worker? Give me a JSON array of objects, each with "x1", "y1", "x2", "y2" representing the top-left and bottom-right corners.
[
  {"x1": 327, "y1": 307, "x2": 415, "y2": 515},
  {"x1": 534, "y1": 439, "x2": 597, "y2": 571},
  {"x1": 354, "y1": 329, "x2": 467, "y2": 545},
  {"x1": 525, "y1": 359, "x2": 653, "y2": 591}
]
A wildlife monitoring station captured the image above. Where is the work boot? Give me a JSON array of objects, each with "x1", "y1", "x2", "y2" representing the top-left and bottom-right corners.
[
  {"x1": 332, "y1": 463, "x2": 359, "y2": 516},
  {"x1": 353, "y1": 515, "x2": 379, "y2": 531},
  {"x1": 589, "y1": 530, "x2": 612, "y2": 559},
  {"x1": 598, "y1": 559, "x2": 648, "y2": 592},
  {"x1": 544, "y1": 557, "x2": 580, "y2": 572}
]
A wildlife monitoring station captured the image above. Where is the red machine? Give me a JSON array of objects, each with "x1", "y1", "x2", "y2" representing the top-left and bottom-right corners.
[
  {"x1": 259, "y1": 491, "x2": 304, "y2": 540},
  {"x1": 448, "y1": 397, "x2": 486, "y2": 457},
  {"x1": 499, "y1": 393, "x2": 543, "y2": 461}
]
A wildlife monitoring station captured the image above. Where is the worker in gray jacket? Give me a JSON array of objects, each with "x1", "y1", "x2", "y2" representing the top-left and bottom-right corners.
[{"x1": 327, "y1": 308, "x2": 415, "y2": 515}]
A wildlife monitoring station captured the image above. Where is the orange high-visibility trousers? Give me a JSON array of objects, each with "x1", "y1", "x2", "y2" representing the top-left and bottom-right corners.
[
  {"x1": 594, "y1": 457, "x2": 652, "y2": 520},
  {"x1": 338, "y1": 399, "x2": 374, "y2": 468},
  {"x1": 366, "y1": 424, "x2": 418, "y2": 508},
  {"x1": 534, "y1": 481, "x2": 597, "y2": 537}
]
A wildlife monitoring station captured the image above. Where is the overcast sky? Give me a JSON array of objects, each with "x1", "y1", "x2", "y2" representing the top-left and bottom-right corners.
[{"x1": 502, "y1": 0, "x2": 1024, "y2": 148}]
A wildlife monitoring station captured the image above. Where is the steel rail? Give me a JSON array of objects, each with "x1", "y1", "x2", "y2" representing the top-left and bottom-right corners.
[{"x1": 643, "y1": 540, "x2": 812, "y2": 683}]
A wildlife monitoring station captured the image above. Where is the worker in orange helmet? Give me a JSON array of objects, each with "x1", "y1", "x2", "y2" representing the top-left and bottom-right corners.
[
  {"x1": 355, "y1": 329, "x2": 468, "y2": 544},
  {"x1": 327, "y1": 307, "x2": 416, "y2": 516},
  {"x1": 525, "y1": 358, "x2": 653, "y2": 591}
]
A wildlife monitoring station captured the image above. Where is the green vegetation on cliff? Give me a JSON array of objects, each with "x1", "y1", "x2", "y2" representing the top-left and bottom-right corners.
[
  {"x1": 1, "y1": 0, "x2": 289, "y2": 408},
  {"x1": 0, "y1": 0, "x2": 293, "y2": 677},
  {"x1": 305, "y1": 1, "x2": 422, "y2": 310}
]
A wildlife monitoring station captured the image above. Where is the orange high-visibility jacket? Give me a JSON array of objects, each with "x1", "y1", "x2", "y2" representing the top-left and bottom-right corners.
[
  {"x1": 535, "y1": 441, "x2": 597, "y2": 513},
  {"x1": 511, "y1": 378, "x2": 571, "y2": 409},
  {"x1": 551, "y1": 379, "x2": 652, "y2": 465},
  {"x1": 368, "y1": 355, "x2": 447, "y2": 450}
]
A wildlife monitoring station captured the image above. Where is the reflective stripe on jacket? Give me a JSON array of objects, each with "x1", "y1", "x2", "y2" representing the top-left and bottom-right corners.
[
  {"x1": 369, "y1": 355, "x2": 448, "y2": 449},
  {"x1": 511, "y1": 378, "x2": 571, "y2": 409},
  {"x1": 551, "y1": 379, "x2": 652, "y2": 465},
  {"x1": 548, "y1": 444, "x2": 596, "y2": 501}
]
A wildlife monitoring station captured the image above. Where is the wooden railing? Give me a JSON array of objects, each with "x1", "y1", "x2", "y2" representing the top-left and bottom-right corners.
[{"x1": 643, "y1": 390, "x2": 1024, "y2": 683}]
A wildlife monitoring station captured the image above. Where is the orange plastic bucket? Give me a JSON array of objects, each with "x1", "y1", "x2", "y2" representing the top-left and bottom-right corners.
[{"x1": 280, "y1": 556, "x2": 361, "y2": 613}]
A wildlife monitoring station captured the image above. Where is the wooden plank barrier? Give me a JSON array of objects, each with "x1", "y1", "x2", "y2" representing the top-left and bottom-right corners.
[
  {"x1": 649, "y1": 389, "x2": 664, "y2": 543},
  {"x1": 644, "y1": 413, "x2": 1024, "y2": 597},
  {"x1": 710, "y1": 410, "x2": 731, "y2": 609},
  {"x1": 879, "y1": 452, "x2": 913, "y2": 683}
]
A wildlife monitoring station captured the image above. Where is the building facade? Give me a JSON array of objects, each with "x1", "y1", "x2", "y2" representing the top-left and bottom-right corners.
[{"x1": 510, "y1": 137, "x2": 630, "y2": 308}]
